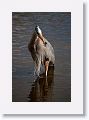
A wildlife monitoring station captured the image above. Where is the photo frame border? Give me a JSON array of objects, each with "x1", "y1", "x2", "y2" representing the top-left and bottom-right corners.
[{"x1": 0, "y1": 0, "x2": 83, "y2": 114}]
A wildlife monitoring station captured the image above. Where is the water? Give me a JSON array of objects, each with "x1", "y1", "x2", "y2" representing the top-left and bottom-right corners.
[{"x1": 12, "y1": 12, "x2": 71, "y2": 102}]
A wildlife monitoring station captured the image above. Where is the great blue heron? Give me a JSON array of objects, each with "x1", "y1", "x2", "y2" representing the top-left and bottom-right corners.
[{"x1": 28, "y1": 25, "x2": 55, "y2": 77}]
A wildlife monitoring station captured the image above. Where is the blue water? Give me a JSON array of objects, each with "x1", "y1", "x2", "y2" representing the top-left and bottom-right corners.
[{"x1": 12, "y1": 12, "x2": 71, "y2": 102}]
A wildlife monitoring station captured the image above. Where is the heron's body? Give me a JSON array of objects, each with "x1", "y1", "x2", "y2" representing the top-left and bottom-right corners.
[{"x1": 28, "y1": 26, "x2": 55, "y2": 77}]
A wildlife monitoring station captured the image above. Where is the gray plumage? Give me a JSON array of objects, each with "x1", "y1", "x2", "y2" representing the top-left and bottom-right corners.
[{"x1": 28, "y1": 26, "x2": 55, "y2": 76}]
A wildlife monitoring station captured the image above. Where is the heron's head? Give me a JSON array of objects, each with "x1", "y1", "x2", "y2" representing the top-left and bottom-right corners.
[{"x1": 35, "y1": 25, "x2": 42, "y2": 35}]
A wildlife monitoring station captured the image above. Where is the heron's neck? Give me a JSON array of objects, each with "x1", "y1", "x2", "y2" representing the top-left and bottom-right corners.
[{"x1": 38, "y1": 27, "x2": 42, "y2": 35}]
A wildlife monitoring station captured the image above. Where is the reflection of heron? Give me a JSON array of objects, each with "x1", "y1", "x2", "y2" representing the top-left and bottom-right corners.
[
  {"x1": 28, "y1": 66, "x2": 54, "y2": 102},
  {"x1": 28, "y1": 25, "x2": 55, "y2": 77}
]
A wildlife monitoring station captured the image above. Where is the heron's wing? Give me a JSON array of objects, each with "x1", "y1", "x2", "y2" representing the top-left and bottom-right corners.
[{"x1": 43, "y1": 39, "x2": 55, "y2": 63}]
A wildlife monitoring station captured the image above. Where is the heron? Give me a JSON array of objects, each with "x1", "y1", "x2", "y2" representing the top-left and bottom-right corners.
[{"x1": 28, "y1": 25, "x2": 55, "y2": 77}]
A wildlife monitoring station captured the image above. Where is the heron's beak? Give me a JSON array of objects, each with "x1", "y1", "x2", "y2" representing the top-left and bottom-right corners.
[{"x1": 45, "y1": 61, "x2": 49, "y2": 77}]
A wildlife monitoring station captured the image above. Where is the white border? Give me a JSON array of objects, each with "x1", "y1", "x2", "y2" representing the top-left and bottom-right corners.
[{"x1": 0, "y1": 0, "x2": 83, "y2": 114}]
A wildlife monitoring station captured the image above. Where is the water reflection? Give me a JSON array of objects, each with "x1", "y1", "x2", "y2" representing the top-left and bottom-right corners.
[{"x1": 28, "y1": 66, "x2": 54, "y2": 102}]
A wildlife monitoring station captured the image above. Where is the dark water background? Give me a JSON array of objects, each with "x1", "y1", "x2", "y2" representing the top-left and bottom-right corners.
[{"x1": 12, "y1": 12, "x2": 71, "y2": 102}]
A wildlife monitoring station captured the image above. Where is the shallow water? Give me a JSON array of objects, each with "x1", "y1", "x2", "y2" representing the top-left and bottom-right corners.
[{"x1": 12, "y1": 12, "x2": 71, "y2": 102}]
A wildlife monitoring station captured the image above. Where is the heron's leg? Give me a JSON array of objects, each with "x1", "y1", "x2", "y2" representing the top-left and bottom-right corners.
[{"x1": 44, "y1": 60, "x2": 49, "y2": 77}]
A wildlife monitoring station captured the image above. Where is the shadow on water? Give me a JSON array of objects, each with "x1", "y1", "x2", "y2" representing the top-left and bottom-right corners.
[{"x1": 28, "y1": 66, "x2": 54, "y2": 102}]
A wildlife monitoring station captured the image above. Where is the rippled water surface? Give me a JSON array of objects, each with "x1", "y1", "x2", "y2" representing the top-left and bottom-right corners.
[{"x1": 12, "y1": 12, "x2": 71, "y2": 102}]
